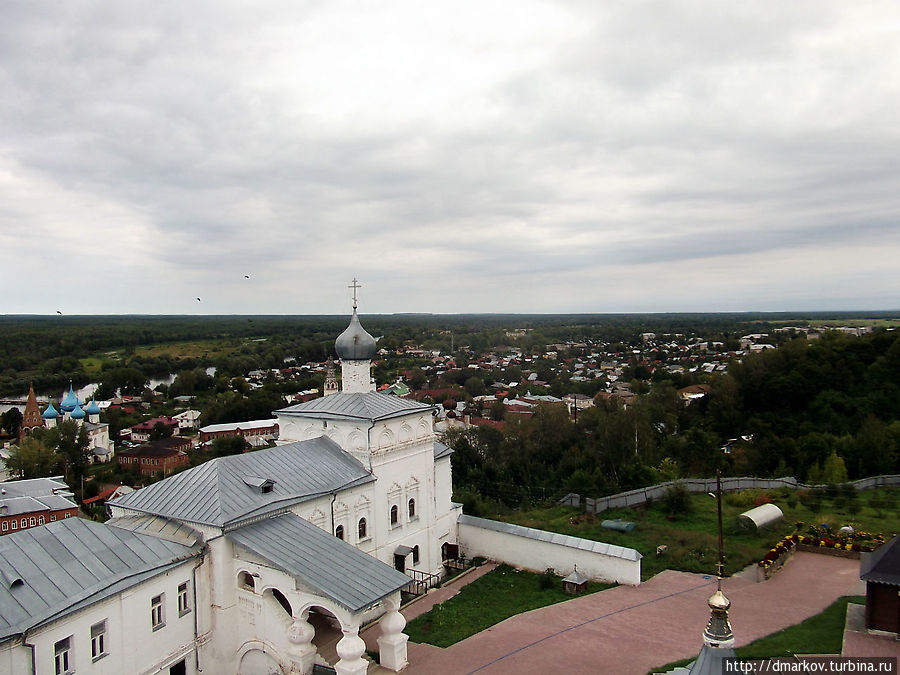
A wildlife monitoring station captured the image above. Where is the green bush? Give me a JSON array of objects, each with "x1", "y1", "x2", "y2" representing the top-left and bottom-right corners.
[
  {"x1": 662, "y1": 482, "x2": 693, "y2": 515},
  {"x1": 539, "y1": 568, "x2": 556, "y2": 589}
]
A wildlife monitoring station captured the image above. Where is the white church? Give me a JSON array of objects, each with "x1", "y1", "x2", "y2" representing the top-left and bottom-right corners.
[{"x1": 0, "y1": 290, "x2": 640, "y2": 675}]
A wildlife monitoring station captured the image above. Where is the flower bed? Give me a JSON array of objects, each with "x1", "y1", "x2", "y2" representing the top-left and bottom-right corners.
[
  {"x1": 757, "y1": 534, "x2": 799, "y2": 581},
  {"x1": 756, "y1": 526, "x2": 888, "y2": 581}
]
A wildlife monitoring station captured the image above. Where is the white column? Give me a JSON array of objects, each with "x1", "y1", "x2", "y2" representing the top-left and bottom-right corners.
[
  {"x1": 377, "y1": 597, "x2": 409, "y2": 672},
  {"x1": 287, "y1": 610, "x2": 317, "y2": 675},
  {"x1": 334, "y1": 624, "x2": 368, "y2": 675}
]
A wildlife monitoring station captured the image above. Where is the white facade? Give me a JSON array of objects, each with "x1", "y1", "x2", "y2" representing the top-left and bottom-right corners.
[{"x1": 0, "y1": 552, "x2": 200, "y2": 675}]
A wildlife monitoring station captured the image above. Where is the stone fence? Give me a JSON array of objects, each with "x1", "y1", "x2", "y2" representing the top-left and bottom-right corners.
[{"x1": 564, "y1": 474, "x2": 900, "y2": 516}]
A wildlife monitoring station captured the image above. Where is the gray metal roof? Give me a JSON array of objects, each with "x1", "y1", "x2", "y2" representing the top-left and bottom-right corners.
[
  {"x1": 458, "y1": 515, "x2": 642, "y2": 562},
  {"x1": 0, "y1": 517, "x2": 200, "y2": 642},
  {"x1": 105, "y1": 514, "x2": 203, "y2": 547},
  {"x1": 434, "y1": 441, "x2": 453, "y2": 460},
  {"x1": 111, "y1": 437, "x2": 374, "y2": 528},
  {"x1": 228, "y1": 514, "x2": 411, "y2": 613},
  {"x1": 276, "y1": 392, "x2": 433, "y2": 423},
  {"x1": 860, "y1": 534, "x2": 900, "y2": 586},
  {"x1": 0, "y1": 495, "x2": 75, "y2": 516},
  {"x1": 1, "y1": 477, "x2": 71, "y2": 499}
]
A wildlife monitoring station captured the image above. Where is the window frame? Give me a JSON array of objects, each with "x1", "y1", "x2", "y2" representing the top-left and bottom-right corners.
[
  {"x1": 408, "y1": 498, "x2": 416, "y2": 520},
  {"x1": 357, "y1": 517, "x2": 368, "y2": 541},
  {"x1": 54, "y1": 636, "x2": 73, "y2": 675},
  {"x1": 91, "y1": 619, "x2": 108, "y2": 661},
  {"x1": 151, "y1": 593, "x2": 165, "y2": 630},
  {"x1": 390, "y1": 504, "x2": 399, "y2": 527},
  {"x1": 177, "y1": 581, "x2": 191, "y2": 616}
]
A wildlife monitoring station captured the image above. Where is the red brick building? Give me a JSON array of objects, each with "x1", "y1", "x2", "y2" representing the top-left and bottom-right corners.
[
  {"x1": 0, "y1": 477, "x2": 79, "y2": 536},
  {"x1": 117, "y1": 437, "x2": 191, "y2": 477},
  {"x1": 198, "y1": 420, "x2": 279, "y2": 446}
]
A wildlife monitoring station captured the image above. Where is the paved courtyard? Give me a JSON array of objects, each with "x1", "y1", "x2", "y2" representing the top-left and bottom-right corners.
[{"x1": 365, "y1": 551, "x2": 870, "y2": 674}]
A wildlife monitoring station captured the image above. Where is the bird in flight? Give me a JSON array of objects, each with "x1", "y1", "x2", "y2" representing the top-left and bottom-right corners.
[
  {"x1": 244, "y1": 274, "x2": 250, "y2": 279},
  {"x1": 196, "y1": 297, "x2": 202, "y2": 302},
  {"x1": 56, "y1": 310, "x2": 62, "y2": 315}
]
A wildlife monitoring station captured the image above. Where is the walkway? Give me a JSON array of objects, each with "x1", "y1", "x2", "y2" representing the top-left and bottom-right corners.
[{"x1": 379, "y1": 552, "x2": 864, "y2": 674}]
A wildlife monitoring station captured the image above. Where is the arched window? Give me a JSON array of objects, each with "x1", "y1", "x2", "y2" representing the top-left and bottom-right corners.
[
  {"x1": 358, "y1": 517, "x2": 367, "y2": 540},
  {"x1": 239, "y1": 571, "x2": 256, "y2": 591},
  {"x1": 335, "y1": 525, "x2": 344, "y2": 540},
  {"x1": 408, "y1": 498, "x2": 416, "y2": 519},
  {"x1": 412, "y1": 545, "x2": 420, "y2": 565},
  {"x1": 390, "y1": 505, "x2": 399, "y2": 526}
]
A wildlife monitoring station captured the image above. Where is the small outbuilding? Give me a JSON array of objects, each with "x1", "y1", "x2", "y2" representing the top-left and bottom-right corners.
[
  {"x1": 562, "y1": 566, "x2": 589, "y2": 595},
  {"x1": 736, "y1": 503, "x2": 783, "y2": 532},
  {"x1": 859, "y1": 535, "x2": 900, "y2": 634}
]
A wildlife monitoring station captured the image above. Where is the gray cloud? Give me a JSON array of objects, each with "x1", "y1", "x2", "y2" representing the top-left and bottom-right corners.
[{"x1": 1, "y1": 1, "x2": 898, "y2": 314}]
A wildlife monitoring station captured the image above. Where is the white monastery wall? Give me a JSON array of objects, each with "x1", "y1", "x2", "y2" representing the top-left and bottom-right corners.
[{"x1": 458, "y1": 520, "x2": 641, "y2": 586}]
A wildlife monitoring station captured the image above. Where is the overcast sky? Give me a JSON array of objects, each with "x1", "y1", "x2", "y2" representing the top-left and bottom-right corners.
[{"x1": 2, "y1": 1, "x2": 898, "y2": 315}]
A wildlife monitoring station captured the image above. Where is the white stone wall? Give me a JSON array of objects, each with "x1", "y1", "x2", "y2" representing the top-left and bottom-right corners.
[
  {"x1": 0, "y1": 560, "x2": 199, "y2": 675},
  {"x1": 340, "y1": 360, "x2": 375, "y2": 393},
  {"x1": 458, "y1": 521, "x2": 641, "y2": 586}
]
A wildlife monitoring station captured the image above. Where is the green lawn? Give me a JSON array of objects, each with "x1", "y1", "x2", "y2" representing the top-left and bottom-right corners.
[
  {"x1": 486, "y1": 487, "x2": 899, "y2": 581},
  {"x1": 649, "y1": 596, "x2": 865, "y2": 672},
  {"x1": 404, "y1": 564, "x2": 614, "y2": 647}
]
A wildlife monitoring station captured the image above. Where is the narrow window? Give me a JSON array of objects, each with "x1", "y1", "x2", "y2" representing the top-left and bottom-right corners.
[
  {"x1": 39, "y1": 516, "x2": 45, "y2": 525},
  {"x1": 408, "y1": 498, "x2": 416, "y2": 519},
  {"x1": 239, "y1": 571, "x2": 256, "y2": 591},
  {"x1": 413, "y1": 545, "x2": 420, "y2": 565},
  {"x1": 335, "y1": 525, "x2": 344, "y2": 540},
  {"x1": 54, "y1": 636, "x2": 73, "y2": 675},
  {"x1": 390, "y1": 505, "x2": 399, "y2": 526},
  {"x1": 29, "y1": 517, "x2": 36, "y2": 527},
  {"x1": 64, "y1": 512, "x2": 71, "y2": 518},
  {"x1": 10, "y1": 520, "x2": 16, "y2": 530},
  {"x1": 151, "y1": 593, "x2": 165, "y2": 629},
  {"x1": 1, "y1": 522, "x2": 6, "y2": 532},
  {"x1": 51, "y1": 514, "x2": 56, "y2": 521},
  {"x1": 21, "y1": 518, "x2": 27, "y2": 528},
  {"x1": 91, "y1": 620, "x2": 107, "y2": 661},
  {"x1": 358, "y1": 517, "x2": 367, "y2": 540},
  {"x1": 178, "y1": 581, "x2": 191, "y2": 616}
]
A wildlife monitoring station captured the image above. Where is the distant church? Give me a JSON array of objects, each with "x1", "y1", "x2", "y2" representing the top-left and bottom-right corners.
[{"x1": 19, "y1": 382, "x2": 114, "y2": 463}]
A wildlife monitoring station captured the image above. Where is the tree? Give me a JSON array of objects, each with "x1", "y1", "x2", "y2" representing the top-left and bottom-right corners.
[
  {"x1": 464, "y1": 376, "x2": 485, "y2": 397},
  {"x1": 1, "y1": 407, "x2": 24, "y2": 437},
  {"x1": 6, "y1": 436, "x2": 61, "y2": 478},
  {"x1": 149, "y1": 421, "x2": 174, "y2": 441},
  {"x1": 211, "y1": 435, "x2": 249, "y2": 457},
  {"x1": 822, "y1": 450, "x2": 849, "y2": 484},
  {"x1": 49, "y1": 420, "x2": 92, "y2": 485}
]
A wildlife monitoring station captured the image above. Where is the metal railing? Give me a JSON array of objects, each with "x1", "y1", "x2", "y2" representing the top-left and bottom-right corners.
[{"x1": 403, "y1": 567, "x2": 441, "y2": 596}]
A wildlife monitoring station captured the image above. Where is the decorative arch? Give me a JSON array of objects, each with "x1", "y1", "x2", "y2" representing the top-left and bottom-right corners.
[
  {"x1": 347, "y1": 430, "x2": 366, "y2": 452},
  {"x1": 378, "y1": 427, "x2": 395, "y2": 450},
  {"x1": 399, "y1": 423, "x2": 413, "y2": 444},
  {"x1": 237, "y1": 641, "x2": 285, "y2": 675},
  {"x1": 308, "y1": 509, "x2": 326, "y2": 528},
  {"x1": 326, "y1": 427, "x2": 343, "y2": 446},
  {"x1": 302, "y1": 425, "x2": 320, "y2": 440},
  {"x1": 416, "y1": 418, "x2": 431, "y2": 439}
]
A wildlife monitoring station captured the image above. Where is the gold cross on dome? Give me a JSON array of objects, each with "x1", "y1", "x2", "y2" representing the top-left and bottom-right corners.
[{"x1": 348, "y1": 278, "x2": 361, "y2": 309}]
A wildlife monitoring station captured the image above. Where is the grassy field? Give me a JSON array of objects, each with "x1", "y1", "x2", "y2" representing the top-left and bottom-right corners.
[
  {"x1": 132, "y1": 339, "x2": 244, "y2": 359},
  {"x1": 404, "y1": 564, "x2": 614, "y2": 647},
  {"x1": 649, "y1": 596, "x2": 865, "y2": 672},
  {"x1": 487, "y1": 487, "x2": 900, "y2": 581}
]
